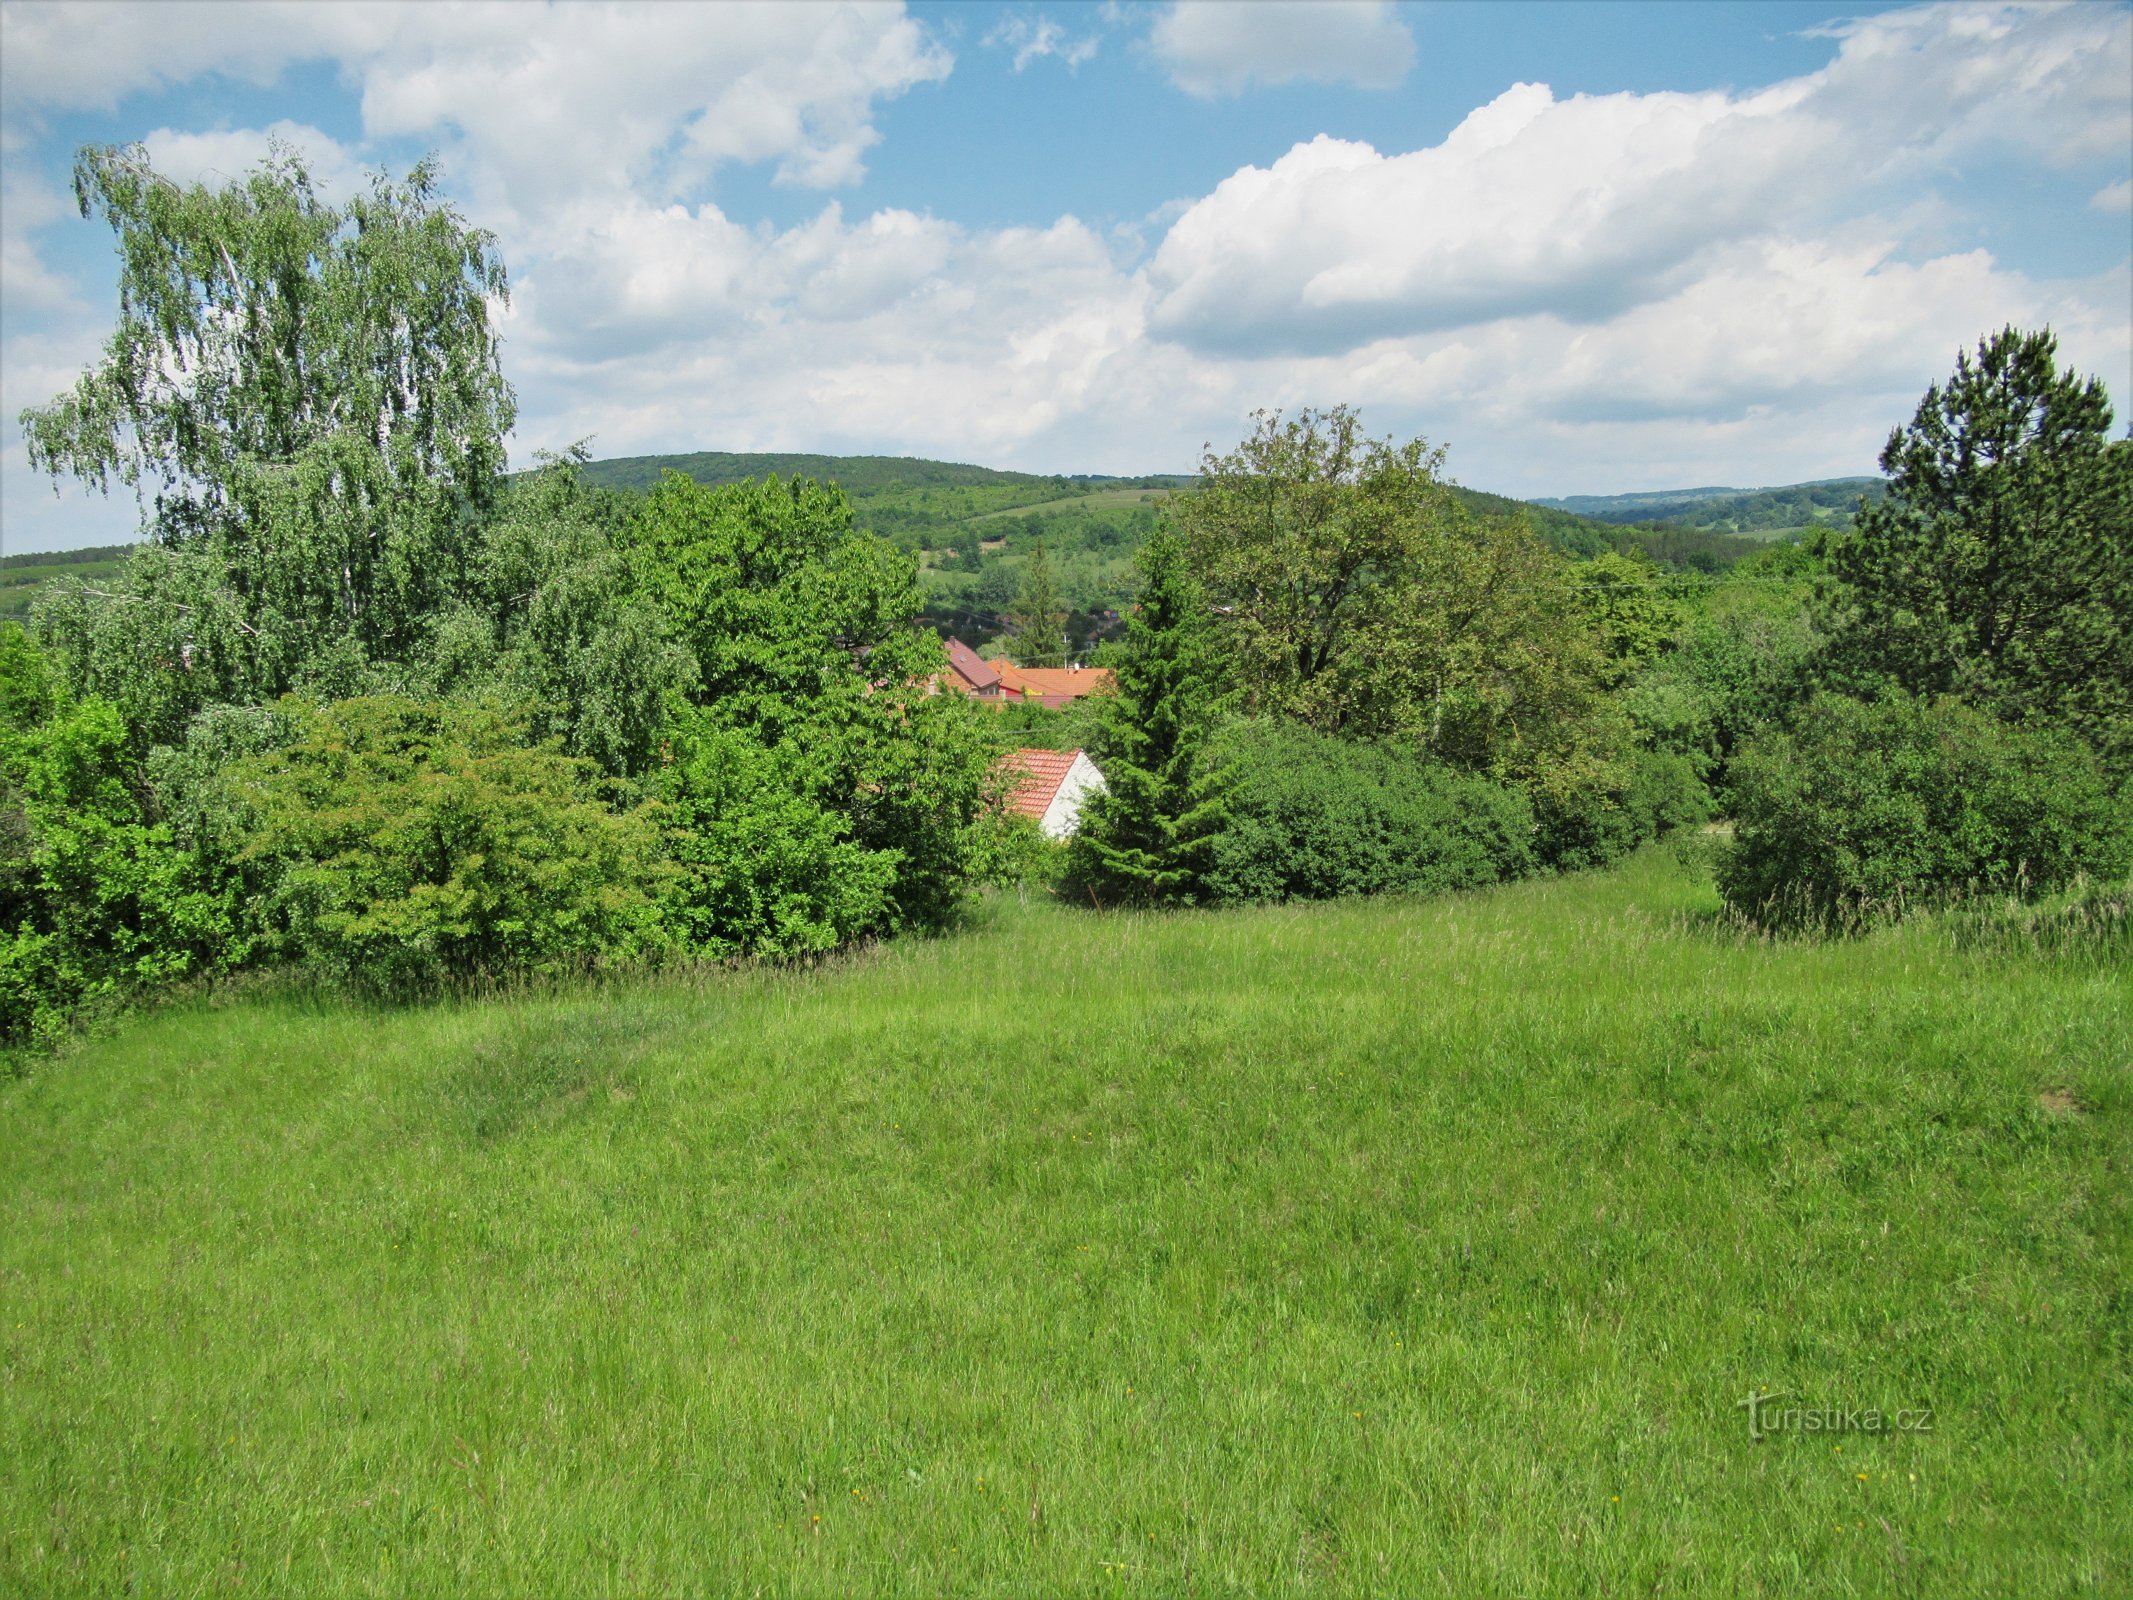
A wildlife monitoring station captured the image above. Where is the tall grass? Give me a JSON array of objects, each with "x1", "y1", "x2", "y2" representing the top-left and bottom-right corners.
[{"x1": 2, "y1": 846, "x2": 2126, "y2": 1595}]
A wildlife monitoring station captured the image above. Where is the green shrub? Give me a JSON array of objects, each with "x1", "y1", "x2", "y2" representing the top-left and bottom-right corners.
[
  {"x1": 1530, "y1": 746, "x2": 1709, "y2": 872},
  {"x1": 653, "y1": 709, "x2": 901, "y2": 960},
  {"x1": 1720, "y1": 691, "x2": 2131, "y2": 930},
  {"x1": 967, "y1": 809, "x2": 1068, "y2": 895},
  {"x1": 1198, "y1": 721, "x2": 1535, "y2": 905},
  {"x1": 1, "y1": 690, "x2": 239, "y2": 1046},
  {"x1": 230, "y1": 696, "x2": 666, "y2": 993}
]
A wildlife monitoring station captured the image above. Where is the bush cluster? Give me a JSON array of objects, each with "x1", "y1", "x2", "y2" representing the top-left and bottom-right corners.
[
  {"x1": 1196, "y1": 721, "x2": 1537, "y2": 905},
  {"x1": 2, "y1": 467, "x2": 995, "y2": 1047},
  {"x1": 1719, "y1": 691, "x2": 2130, "y2": 930}
]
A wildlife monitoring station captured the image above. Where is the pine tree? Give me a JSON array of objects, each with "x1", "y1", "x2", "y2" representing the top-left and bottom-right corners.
[
  {"x1": 1067, "y1": 523, "x2": 1227, "y2": 904},
  {"x1": 1819, "y1": 326, "x2": 2132, "y2": 764},
  {"x1": 1006, "y1": 539, "x2": 1067, "y2": 667}
]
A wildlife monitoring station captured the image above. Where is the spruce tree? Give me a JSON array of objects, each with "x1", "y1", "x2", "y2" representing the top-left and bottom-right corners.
[
  {"x1": 1067, "y1": 523, "x2": 1226, "y2": 904},
  {"x1": 1006, "y1": 539, "x2": 1067, "y2": 667}
]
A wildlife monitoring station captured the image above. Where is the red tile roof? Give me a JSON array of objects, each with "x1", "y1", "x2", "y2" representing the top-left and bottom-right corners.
[
  {"x1": 992, "y1": 661, "x2": 1114, "y2": 702},
  {"x1": 1000, "y1": 747, "x2": 1080, "y2": 820},
  {"x1": 944, "y1": 637, "x2": 1000, "y2": 691}
]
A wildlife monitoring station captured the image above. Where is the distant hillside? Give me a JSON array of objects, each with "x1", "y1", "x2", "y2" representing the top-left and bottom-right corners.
[
  {"x1": 1534, "y1": 477, "x2": 1884, "y2": 537},
  {"x1": 573, "y1": 451, "x2": 1187, "y2": 498},
  {"x1": 0, "y1": 543, "x2": 135, "y2": 621},
  {"x1": 558, "y1": 450, "x2": 1778, "y2": 651},
  {"x1": 0, "y1": 458, "x2": 1816, "y2": 636}
]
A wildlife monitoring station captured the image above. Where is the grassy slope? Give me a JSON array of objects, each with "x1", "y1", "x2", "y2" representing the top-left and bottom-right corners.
[
  {"x1": 3, "y1": 848, "x2": 2127, "y2": 1596},
  {"x1": 0, "y1": 547, "x2": 134, "y2": 622}
]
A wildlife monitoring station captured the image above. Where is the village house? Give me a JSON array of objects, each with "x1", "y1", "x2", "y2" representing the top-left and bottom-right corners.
[
  {"x1": 1001, "y1": 747, "x2": 1107, "y2": 838},
  {"x1": 942, "y1": 638, "x2": 1114, "y2": 707}
]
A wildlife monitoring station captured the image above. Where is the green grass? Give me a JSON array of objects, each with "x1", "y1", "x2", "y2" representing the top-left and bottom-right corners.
[{"x1": 3, "y1": 847, "x2": 2127, "y2": 1595}]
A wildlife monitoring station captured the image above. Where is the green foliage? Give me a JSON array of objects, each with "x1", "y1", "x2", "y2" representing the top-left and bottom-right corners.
[
  {"x1": 0, "y1": 674, "x2": 239, "y2": 1045},
  {"x1": 1818, "y1": 327, "x2": 2132, "y2": 764},
  {"x1": 21, "y1": 144, "x2": 519, "y2": 747},
  {"x1": 1178, "y1": 410, "x2": 1619, "y2": 776},
  {"x1": 1525, "y1": 745, "x2": 1707, "y2": 873},
  {"x1": 1624, "y1": 563, "x2": 1823, "y2": 801},
  {"x1": 1005, "y1": 538, "x2": 1067, "y2": 666},
  {"x1": 1570, "y1": 551, "x2": 1687, "y2": 688},
  {"x1": 1195, "y1": 720, "x2": 1536, "y2": 905},
  {"x1": 652, "y1": 709, "x2": 900, "y2": 960},
  {"x1": 22, "y1": 142, "x2": 513, "y2": 535},
  {"x1": 627, "y1": 471, "x2": 993, "y2": 935},
  {"x1": 1067, "y1": 523, "x2": 1225, "y2": 905},
  {"x1": 1720, "y1": 690, "x2": 2130, "y2": 930},
  {"x1": 965, "y1": 809, "x2": 1067, "y2": 893},
  {"x1": 976, "y1": 696, "x2": 1105, "y2": 754},
  {"x1": 425, "y1": 456, "x2": 692, "y2": 778},
  {"x1": 229, "y1": 696, "x2": 665, "y2": 993}
]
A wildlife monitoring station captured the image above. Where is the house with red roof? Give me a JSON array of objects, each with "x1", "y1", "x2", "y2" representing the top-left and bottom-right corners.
[
  {"x1": 941, "y1": 637, "x2": 1113, "y2": 707},
  {"x1": 943, "y1": 637, "x2": 1006, "y2": 697},
  {"x1": 1000, "y1": 747, "x2": 1107, "y2": 838}
]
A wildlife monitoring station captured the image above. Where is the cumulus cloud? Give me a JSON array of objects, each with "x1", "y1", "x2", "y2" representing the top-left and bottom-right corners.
[
  {"x1": 351, "y1": 2, "x2": 951, "y2": 214},
  {"x1": 3, "y1": 0, "x2": 2127, "y2": 554},
  {"x1": 2092, "y1": 178, "x2": 2132, "y2": 213},
  {"x1": 1, "y1": 2, "x2": 951, "y2": 213},
  {"x1": 507, "y1": 199, "x2": 1151, "y2": 457},
  {"x1": 1149, "y1": 1, "x2": 1415, "y2": 97},
  {"x1": 0, "y1": 1, "x2": 362, "y2": 118},
  {"x1": 139, "y1": 121, "x2": 365, "y2": 199},
  {"x1": 0, "y1": 167, "x2": 81, "y2": 317},
  {"x1": 1142, "y1": 1, "x2": 2130, "y2": 360}
]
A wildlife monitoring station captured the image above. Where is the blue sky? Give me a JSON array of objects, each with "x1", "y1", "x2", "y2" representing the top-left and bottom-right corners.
[{"x1": 3, "y1": 0, "x2": 2128, "y2": 554}]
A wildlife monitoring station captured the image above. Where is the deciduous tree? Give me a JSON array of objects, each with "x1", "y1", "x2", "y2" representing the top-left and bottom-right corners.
[{"x1": 20, "y1": 143, "x2": 517, "y2": 734}]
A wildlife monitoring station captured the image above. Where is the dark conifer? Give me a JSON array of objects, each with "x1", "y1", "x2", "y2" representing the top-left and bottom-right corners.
[{"x1": 1067, "y1": 523, "x2": 1226, "y2": 904}]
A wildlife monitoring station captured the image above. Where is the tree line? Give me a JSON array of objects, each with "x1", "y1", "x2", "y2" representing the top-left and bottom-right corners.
[{"x1": 1068, "y1": 335, "x2": 2130, "y2": 930}]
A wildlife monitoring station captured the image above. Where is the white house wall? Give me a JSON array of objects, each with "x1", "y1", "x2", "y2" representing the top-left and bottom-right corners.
[{"x1": 1039, "y1": 751, "x2": 1107, "y2": 839}]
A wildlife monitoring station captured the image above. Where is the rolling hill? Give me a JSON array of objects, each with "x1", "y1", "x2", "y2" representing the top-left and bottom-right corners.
[{"x1": 1533, "y1": 476, "x2": 1886, "y2": 538}]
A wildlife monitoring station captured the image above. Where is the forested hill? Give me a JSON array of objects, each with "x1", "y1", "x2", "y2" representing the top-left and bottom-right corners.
[
  {"x1": 558, "y1": 450, "x2": 1772, "y2": 651},
  {"x1": 573, "y1": 450, "x2": 1191, "y2": 497},
  {"x1": 1533, "y1": 476, "x2": 1886, "y2": 534}
]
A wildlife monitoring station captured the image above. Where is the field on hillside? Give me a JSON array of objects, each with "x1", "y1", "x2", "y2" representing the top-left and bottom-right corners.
[
  {"x1": 0, "y1": 547, "x2": 133, "y2": 621},
  {"x1": 3, "y1": 847, "x2": 2127, "y2": 1596}
]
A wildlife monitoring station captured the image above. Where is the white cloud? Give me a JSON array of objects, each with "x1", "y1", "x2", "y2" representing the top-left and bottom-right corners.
[
  {"x1": 350, "y1": 2, "x2": 951, "y2": 214},
  {"x1": 1143, "y1": 1, "x2": 2131, "y2": 359},
  {"x1": 3, "y1": 0, "x2": 2127, "y2": 555},
  {"x1": 1149, "y1": 1, "x2": 1415, "y2": 97},
  {"x1": 986, "y1": 14, "x2": 1102, "y2": 72},
  {"x1": 0, "y1": 2, "x2": 364, "y2": 118},
  {"x1": 0, "y1": 167, "x2": 81, "y2": 317},
  {"x1": 1809, "y1": 1, "x2": 2132, "y2": 168},
  {"x1": 1, "y1": 2, "x2": 951, "y2": 214},
  {"x1": 2092, "y1": 178, "x2": 2133, "y2": 213},
  {"x1": 139, "y1": 122, "x2": 364, "y2": 200}
]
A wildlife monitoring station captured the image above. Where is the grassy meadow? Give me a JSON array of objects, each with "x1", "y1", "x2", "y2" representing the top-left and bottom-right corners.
[{"x1": 2, "y1": 845, "x2": 2127, "y2": 1595}]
